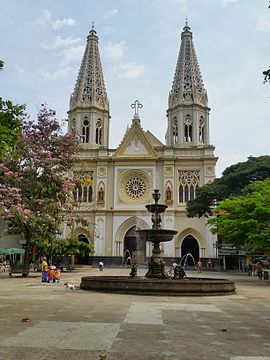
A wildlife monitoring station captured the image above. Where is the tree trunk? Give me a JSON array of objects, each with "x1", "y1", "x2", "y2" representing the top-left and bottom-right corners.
[{"x1": 22, "y1": 228, "x2": 31, "y2": 277}]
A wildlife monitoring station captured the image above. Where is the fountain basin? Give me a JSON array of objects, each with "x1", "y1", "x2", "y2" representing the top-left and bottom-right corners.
[
  {"x1": 136, "y1": 229, "x2": 177, "y2": 243},
  {"x1": 80, "y1": 276, "x2": 236, "y2": 296}
]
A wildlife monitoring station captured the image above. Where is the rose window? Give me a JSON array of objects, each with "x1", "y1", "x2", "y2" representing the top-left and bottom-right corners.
[
  {"x1": 125, "y1": 177, "x2": 146, "y2": 198},
  {"x1": 119, "y1": 170, "x2": 152, "y2": 204}
]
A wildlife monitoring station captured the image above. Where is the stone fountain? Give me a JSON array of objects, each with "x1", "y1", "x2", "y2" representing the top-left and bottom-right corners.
[
  {"x1": 80, "y1": 190, "x2": 236, "y2": 296},
  {"x1": 137, "y1": 189, "x2": 177, "y2": 279}
]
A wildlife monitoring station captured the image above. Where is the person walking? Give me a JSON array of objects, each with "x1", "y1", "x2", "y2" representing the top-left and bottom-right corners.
[
  {"x1": 207, "y1": 258, "x2": 212, "y2": 269},
  {"x1": 41, "y1": 257, "x2": 48, "y2": 282},
  {"x1": 197, "y1": 259, "x2": 202, "y2": 273},
  {"x1": 256, "y1": 262, "x2": 263, "y2": 280}
]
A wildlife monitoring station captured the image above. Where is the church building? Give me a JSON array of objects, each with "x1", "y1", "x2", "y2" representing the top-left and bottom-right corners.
[{"x1": 64, "y1": 22, "x2": 218, "y2": 265}]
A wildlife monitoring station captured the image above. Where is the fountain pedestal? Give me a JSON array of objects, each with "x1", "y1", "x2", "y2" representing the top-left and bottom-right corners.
[{"x1": 136, "y1": 190, "x2": 177, "y2": 279}]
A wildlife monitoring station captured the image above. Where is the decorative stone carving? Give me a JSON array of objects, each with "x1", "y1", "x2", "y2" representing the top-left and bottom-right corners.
[
  {"x1": 164, "y1": 166, "x2": 173, "y2": 176},
  {"x1": 118, "y1": 170, "x2": 152, "y2": 204},
  {"x1": 97, "y1": 167, "x2": 106, "y2": 177},
  {"x1": 124, "y1": 138, "x2": 147, "y2": 154},
  {"x1": 206, "y1": 166, "x2": 214, "y2": 175}
]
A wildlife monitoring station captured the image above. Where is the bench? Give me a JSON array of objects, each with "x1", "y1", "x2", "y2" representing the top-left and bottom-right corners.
[{"x1": 9, "y1": 265, "x2": 24, "y2": 277}]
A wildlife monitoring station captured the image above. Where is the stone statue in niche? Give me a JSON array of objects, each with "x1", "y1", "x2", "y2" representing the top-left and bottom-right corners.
[
  {"x1": 165, "y1": 186, "x2": 173, "y2": 204},
  {"x1": 97, "y1": 186, "x2": 105, "y2": 203}
]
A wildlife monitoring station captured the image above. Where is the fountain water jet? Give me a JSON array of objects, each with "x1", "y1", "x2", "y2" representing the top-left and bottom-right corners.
[{"x1": 80, "y1": 190, "x2": 236, "y2": 296}]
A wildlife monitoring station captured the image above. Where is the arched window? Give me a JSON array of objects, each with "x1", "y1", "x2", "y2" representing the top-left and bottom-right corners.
[
  {"x1": 172, "y1": 117, "x2": 178, "y2": 144},
  {"x1": 184, "y1": 115, "x2": 193, "y2": 142},
  {"x1": 82, "y1": 118, "x2": 90, "y2": 143},
  {"x1": 83, "y1": 186, "x2": 88, "y2": 202},
  {"x1": 71, "y1": 118, "x2": 76, "y2": 131},
  {"x1": 73, "y1": 171, "x2": 93, "y2": 203},
  {"x1": 199, "y1": 116, "x2": 205, "y2": 143},
  {"x1": 95, "y1": 119, "x2": 103, "y2": 145},
  {"x1": 178, "y1": 170, "x2": 200, "y2": 203}
]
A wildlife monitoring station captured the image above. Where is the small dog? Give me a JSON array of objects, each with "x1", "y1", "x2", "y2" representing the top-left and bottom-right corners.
[{"x1": 64, "y1": 282, "x2": 76, "y2": 291}]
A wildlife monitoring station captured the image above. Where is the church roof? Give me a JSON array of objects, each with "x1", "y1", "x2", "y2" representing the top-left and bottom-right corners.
[
  {"x1": 69, "y1": 25, "x2": 109, "y2": 112},
  {"x1": 168, "y1": 21, "x2": 208, "y2": 109},
  {"x1": 145, "y1": 130, "x2": 163, "y2": 147},
  {"x1": 112, "y1": 116, "x2": 158, "y2": 159}
]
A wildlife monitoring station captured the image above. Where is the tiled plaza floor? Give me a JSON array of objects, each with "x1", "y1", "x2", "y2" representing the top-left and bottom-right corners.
[{"x1": 0, "y1": 267, "x2": 269, "y2": 360}]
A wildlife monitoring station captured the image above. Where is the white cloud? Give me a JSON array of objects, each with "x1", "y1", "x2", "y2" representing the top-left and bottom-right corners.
[
  {"x1": 104, "y1": 41, "x2": 125, "y2": 59},
  {"x1": 104, "y1": 26, "x2": 115, "y2": 35},
  {"x1": 38, "y1": 9, "x2": 53, "y2": 27},
  {"x1": 39, "y1": 66, "x2": 74, "y2": 80},
  {"x1": 61, "y1": 46, "x2": 85, "y2": 65},
  {"x1": 115, "y1": 62, "x2": 145, "y2": 79},
  {"x1": 105, "y1": 8, "x2": 118, "y2": 20},
  {"x1": 52, "y1": 18, "x2": 77, "y2": 31},
  {"x1": 41, "y1": 36, "x2": 81, "y2": 49},
  {"x1": 38, "y1": 9, "x2": 76, "y2": 30},
  {"x1": 220, "y1": 0, "x2": 239, "y2": 6}
]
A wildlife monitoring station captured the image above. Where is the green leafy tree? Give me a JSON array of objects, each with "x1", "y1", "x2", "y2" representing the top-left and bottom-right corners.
[
  {"x1": 35, "y1": 237, "x2": 94, "y2": 264},
  {"x1": 208, "y1": 179, "x2": 270, "y2": 251},
  {"x1": 0, "y1": 61, "x2": 24, "y2": 162},
  {"x1": 187, "y1": 156, "x2": 270, "y2": 218}
]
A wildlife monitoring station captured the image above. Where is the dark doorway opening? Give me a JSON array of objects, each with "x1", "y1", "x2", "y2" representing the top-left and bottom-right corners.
[
  {"x1": 124, "y1": 226, "x2": 146, "y2": 264},
  {"x1": 75, "y1": 234, "x2": 90, "y2": 265},
  {"x1": 181, "y1": 235, "x2": 199, "y2": 265}
]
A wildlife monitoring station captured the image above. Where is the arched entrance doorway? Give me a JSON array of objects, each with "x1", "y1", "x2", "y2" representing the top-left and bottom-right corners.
[
  {"x1": 181, "y1": 235, "x2": 199, "y2": 265},
  {"x1": 123, "y1": 226, "x2": 146, "y2": 264},
  {"x1": 75, "y1": 234, "x2": 90, "y2": 265}
]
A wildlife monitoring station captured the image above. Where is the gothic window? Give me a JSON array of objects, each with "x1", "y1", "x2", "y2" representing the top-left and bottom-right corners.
[
  {"x1": 82, "y1": 118, "x2": 90, "y2": 143},
  {"x1": 179, "y1": 185, "x2": 184, "y2": 203},
  {"x1": 184, "y1": 115, "x2": 193, "y2": 142},
  {"x1": 95, "y1": 119, "x2": 103, "y2": 145},
  {"x1": 73, "y1": 171, "x2": 93, "y2": 203},
  {"x1": 71, "y1": 118, "x2": 76, "y2": 131},
  {"x1": 178, "y1": 170, "x2": 200, "y2": 203},
  {"x1": 172, "y1": 117, "x2": 178, "y2": 144},
  {"x1": 199, "y1": 116, "x2": 206, "y2": 143}
]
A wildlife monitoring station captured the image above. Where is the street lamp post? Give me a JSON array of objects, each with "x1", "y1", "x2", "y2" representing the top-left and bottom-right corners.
[{"x1": 213, "y1": 240, "x2": 220, "y2": 269}]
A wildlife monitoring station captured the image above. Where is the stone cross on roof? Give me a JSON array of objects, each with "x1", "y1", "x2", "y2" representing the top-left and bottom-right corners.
[{"x1": 131, "y1": 100, "x2": 143, "y2": 116}]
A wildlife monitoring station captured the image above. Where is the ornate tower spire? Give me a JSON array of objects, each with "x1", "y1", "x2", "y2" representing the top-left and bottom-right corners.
[
  {"x1": 68, "y1": 25, "x2": 110, "y2": 149},
  {"x1": 168, "y1": 22, "x2": 208, "y2": 109},
  {"x1": 69, "y1": 26, "x2": 109, "y2": 112},
  {"x1": 166, "y1": 22, "x2": 210, "y2": 148}
]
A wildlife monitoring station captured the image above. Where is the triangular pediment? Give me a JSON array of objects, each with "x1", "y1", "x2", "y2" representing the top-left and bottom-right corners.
[{"x1": 112, "y1": 118, "x2": 158, "y2": 159}]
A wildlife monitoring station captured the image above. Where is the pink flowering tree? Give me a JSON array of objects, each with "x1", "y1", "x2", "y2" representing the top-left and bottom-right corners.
[{"x1": 0, "y1": 105, "x2": 80, "y2": 276}]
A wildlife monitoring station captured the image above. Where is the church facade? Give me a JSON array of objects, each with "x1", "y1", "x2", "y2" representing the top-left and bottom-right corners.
[{"x1": 64, "y1": 22, "x2": 218, "y2": 265}]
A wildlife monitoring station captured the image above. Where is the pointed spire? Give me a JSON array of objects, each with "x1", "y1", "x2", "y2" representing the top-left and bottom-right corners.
[
  {"x1": 168, "y1": 21, "x2": 208, "y2": 108},
  {"x1": 70, "y1": 24, "x2": 109, "y2": 112}
]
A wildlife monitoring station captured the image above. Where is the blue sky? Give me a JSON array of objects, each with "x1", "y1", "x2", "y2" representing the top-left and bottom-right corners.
[{"x1": 1, "y1": 0, "x2": 269, "y2": 176}]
